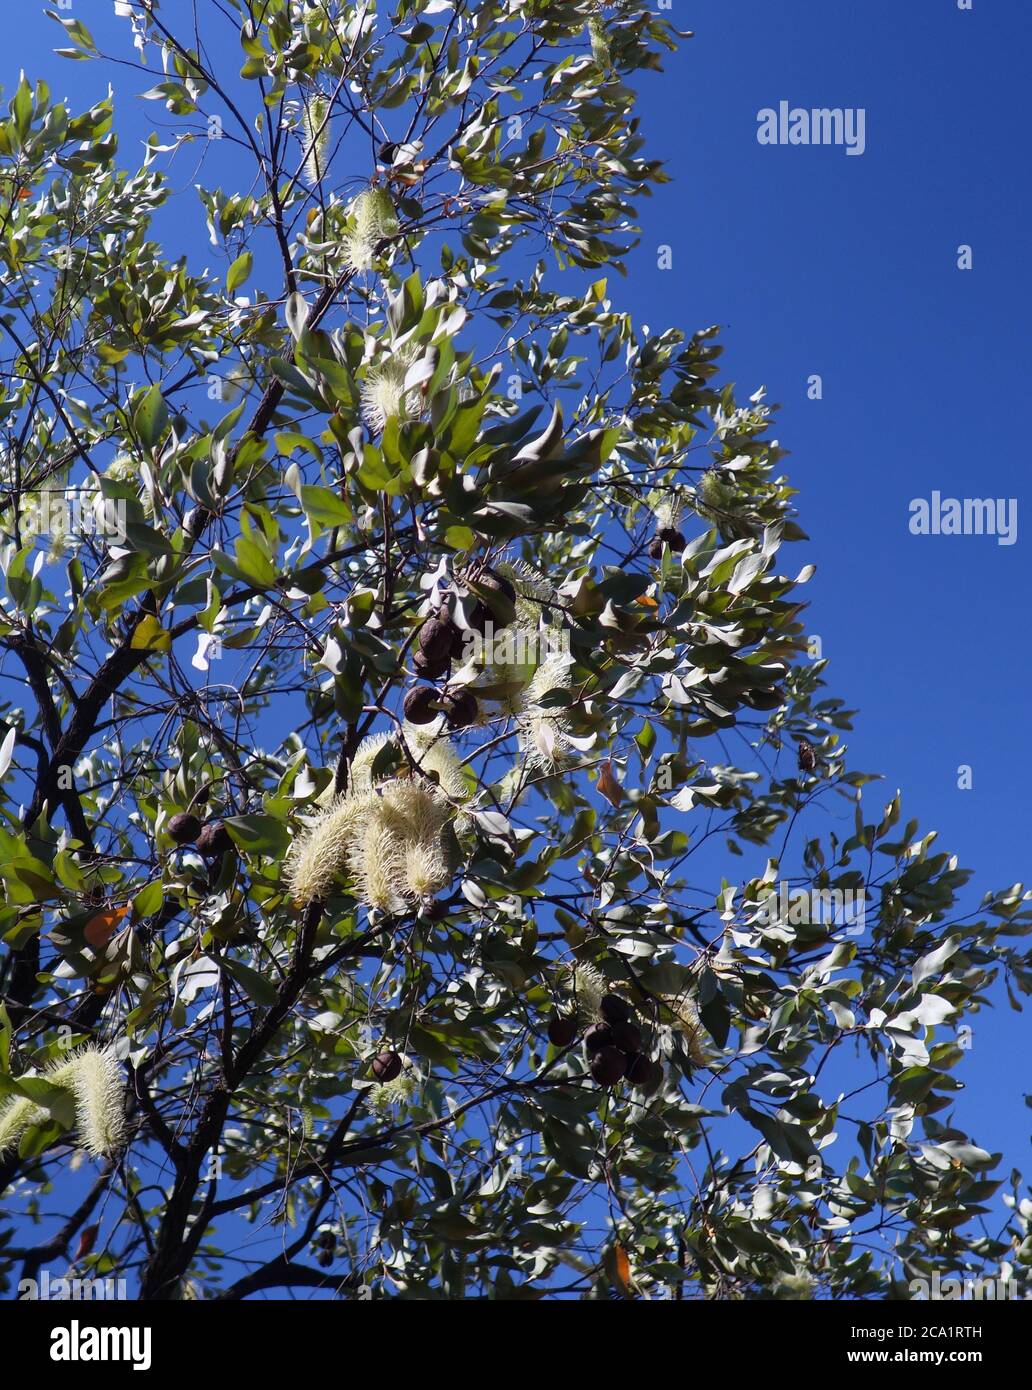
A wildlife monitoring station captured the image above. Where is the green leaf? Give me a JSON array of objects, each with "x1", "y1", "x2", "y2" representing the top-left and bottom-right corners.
[
  {"x1": 226, "y1": 250, "x2": 253, "y2": 295},
  {"x1": 224, "y1": 814, "x2": 290, "y2": 859},
  {"x1": 12, "y1": 79, "x2": 33, "y2": 140},
  {"x1": 130, "y1": 614, "x2": 171, "y2": 653},
  {"x1": 0, "y1": 1002, "x2": 10, "y2": 1075},
  {"x1": 444, "y1": 524, "x2": 475, "y2": 551},
  {"x1": 276, "y1": 431, "x2": 323, "y2": 465},
  {"x1": 300, "y1": 485, "x2": 353, "y2": 529},
  {"x1": 46, "y1": 12, "x2": 99, "y2": 56},
  {"x1": 134, "y1": 386, "x2": 170, "y2": 452},
  {"x1": 357, "y1": 448, "x2": 402, "y2": 495},
  {"x1": 98, "y1": 553, "x2": 152, "y2": 609},
  {"x1": 223, "y1": 957, "x2": 279, "y2": 1006},
  {"x1": 698, "y1": 988, "x2": 731, "y2": 1049},
  {"x1": 132, "y1": 880, "x2": 164, "y2": 921},
  {"x1": 233, "y1": 535, "x2": 278, "y2": 590}
]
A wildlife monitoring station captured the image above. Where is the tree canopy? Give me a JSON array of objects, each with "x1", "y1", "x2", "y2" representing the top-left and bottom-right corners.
[{"x1": 1, "y1": 0, "x2": 1030, "y2": 1302}]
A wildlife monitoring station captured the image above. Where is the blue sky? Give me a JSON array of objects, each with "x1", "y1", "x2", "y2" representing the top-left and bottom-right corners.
[
  {"x1": 4, "y1": 0, "x2": 1029, "y2": 1281},
  {"x1": 626, "y1": 0, "x2": 1032, "y2": 1171}
]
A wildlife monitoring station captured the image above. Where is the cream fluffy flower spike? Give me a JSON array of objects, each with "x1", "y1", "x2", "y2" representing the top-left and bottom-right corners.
[
  {"x1": 0, "y1": 1093, "x2": 47, "y2": 1156},
  {"x1": 58, "y1": 1046, "x2": 127, "y2": 1157},
  {"x1": 286, "y1": 728, "x2": 469, "y2": 909},
  {"x1": 360, "y1": 346, "x2": 418, "y2": 433},
  {"x1": 300, "y1": 92, "x2": 331, "y2": 186},
  {"x1": 343, "y1": 186, "x2": 399, "y2": 274},
  {"x1": 665, "y1": 994, "x2": 709, "y2": 1067},
  {"x1": 517, "y1": 649, "x2": 574, "y2": 772},
  {"x1": 0, "y1": 1045, "x2": 125, "y2": 1158},
  {"x1": 558, "y1": 961, "x2": 607, "y2": 1027},
  {"x1": 368, "y1": 1054, "x2": 420, "y2": 1115}
]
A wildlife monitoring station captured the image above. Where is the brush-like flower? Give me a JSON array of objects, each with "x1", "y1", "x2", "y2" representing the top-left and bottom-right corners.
[
  {"x1": 18, "y1": 471, "x2": 72, "y2": 560},
  {"x1": 289, "y1": 733, "x2": 465, "y2": 910},
  {"x1": 354, "y1": 186, "x2": 399, "y2": 241},
  {"x1": 0, "y1": 1094, "x2": 48, "y2": 1156},
  {"x1": 104, "y1": 457, "x2": 136, "y2": 484},
  {"x1": 376, "y1": 779, "x2": 457, "y2": 903},
  {"x1": 348, "y1": 809, "x2": 408, "y2": 914},
  {"x1": 348, "y1": 731, "x2": 397, "y2": 793},
  {"x1": 360, "y1": 346, "x2": 417, "y2": 433},
  {"x1": 300, "y1": 92, "x2": 331, "y2": 185},
  {"x1": 285, "y1": 791, "x2": 378, "y2": 906},
  {"x1": 559, "y1": 961, "x2": 608, "y2": 1027},
  {"x1": 340, "y1": 233, "x2": 373, "y2": 274},
  {"x1": 666, "y1": 993, "x2": 709, "y2": 1066},
  {"x1": 368, "y1": 1057, "x2": 419, "y2": 1115},
  {"x1": 341, "y1": 187, "x2": 399, "y2": 272},
  {"x1": 652, "y1": 490, "x2": 685, "y2": 532},
  {"x1": 772, "y1": 1271, "x2": 815, "y2": 1299},
  {"x1": 499, "y1": 557, "x2": 560, "y2": 610},
  {"x1": 588, "y1": 15, "x2": 612, "y2": 69},
  {"x1": 517, "y1": 650, "x2": 574, "y2": 772},
  {"x1": 386, "y1": 778, "x2": 453, "y2": 842},
  {"x1": 352, "y1": 728, "x2": 468, "y2": 805},
  {"x1": 50, "y1": 1046, "x2": 126, "y2": 1158},
  {"x1": 402, "y1": 834, "x2": 453, "y2": 902},
  {"x1": 405, "y1": 727, "x2": 470, "y2": 808},
  {"x1": 694, "y1": 468, "x2": 758, "y2": 541},
  {"x1": 470, "y1": 560, "x2": 565, "y2": 701}
]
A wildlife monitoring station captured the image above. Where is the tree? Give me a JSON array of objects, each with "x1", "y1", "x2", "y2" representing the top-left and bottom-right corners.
[{"x1": 0, "y1": 0, "x2": 1029, "y2": 1303}]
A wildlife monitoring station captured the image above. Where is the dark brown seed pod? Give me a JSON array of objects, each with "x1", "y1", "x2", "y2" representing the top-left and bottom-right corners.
[
  {"x1": 547, "y1": 1015, "x2": 579, "y2": 1048},
  {"x1": 590, "y1": 1045, "x2": 627, "y2": 1087},
  {"x1": 371, "y1": 1051, "x2": 403, "y2": 1083},
  {"x1": 444, "y1": 689, "x2": 478, "y2": 730},
  {"x1": 470, "y1": 566, "x2": 517, "y2": 626},
  {"x1": 639, "y1": 1058, "x2": 664, "y2": 1096},
  {"x1": 403, "y1": 685, "x2": 439, "y2": 725},
  {"x1": 195, "y1": 785, "x2": 211, "y2": 806},
  {"x1": 624, "y1": 1052, "x2": 652, "y2": 1085},
  {"x1": 413, "y1": 647, "x2": 450, "y2": 680},
  {"x1": 167, "y1": 812, "x2": 202, "y2": 846},
  {"x1": 658, "y1": 526, "x2": 686, "y2": 552},
  {"x1": 599, "y1": 993, "x2": 630, "y2": 1025},
  {"x1": 419, "y1": 616, "x2": 457, "y2": 663},
  {"x1": 610, "y1": 1020, "x2": 642, "y2": 1054},
  {"x1": 584, "y1": 1023, "x2": 615, "y2": 1057},
  {"x1": 196, "y1": 819, "x2": 233, "y2": 857}
]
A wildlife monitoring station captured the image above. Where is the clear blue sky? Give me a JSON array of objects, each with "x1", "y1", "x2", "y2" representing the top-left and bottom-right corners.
[
  {"x1": 5, "y1": 0, "x2": 1029, "y2": 1261},
  {"x1": 627, "y1": 0, "x2": 1032, "y2": 1172}
]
